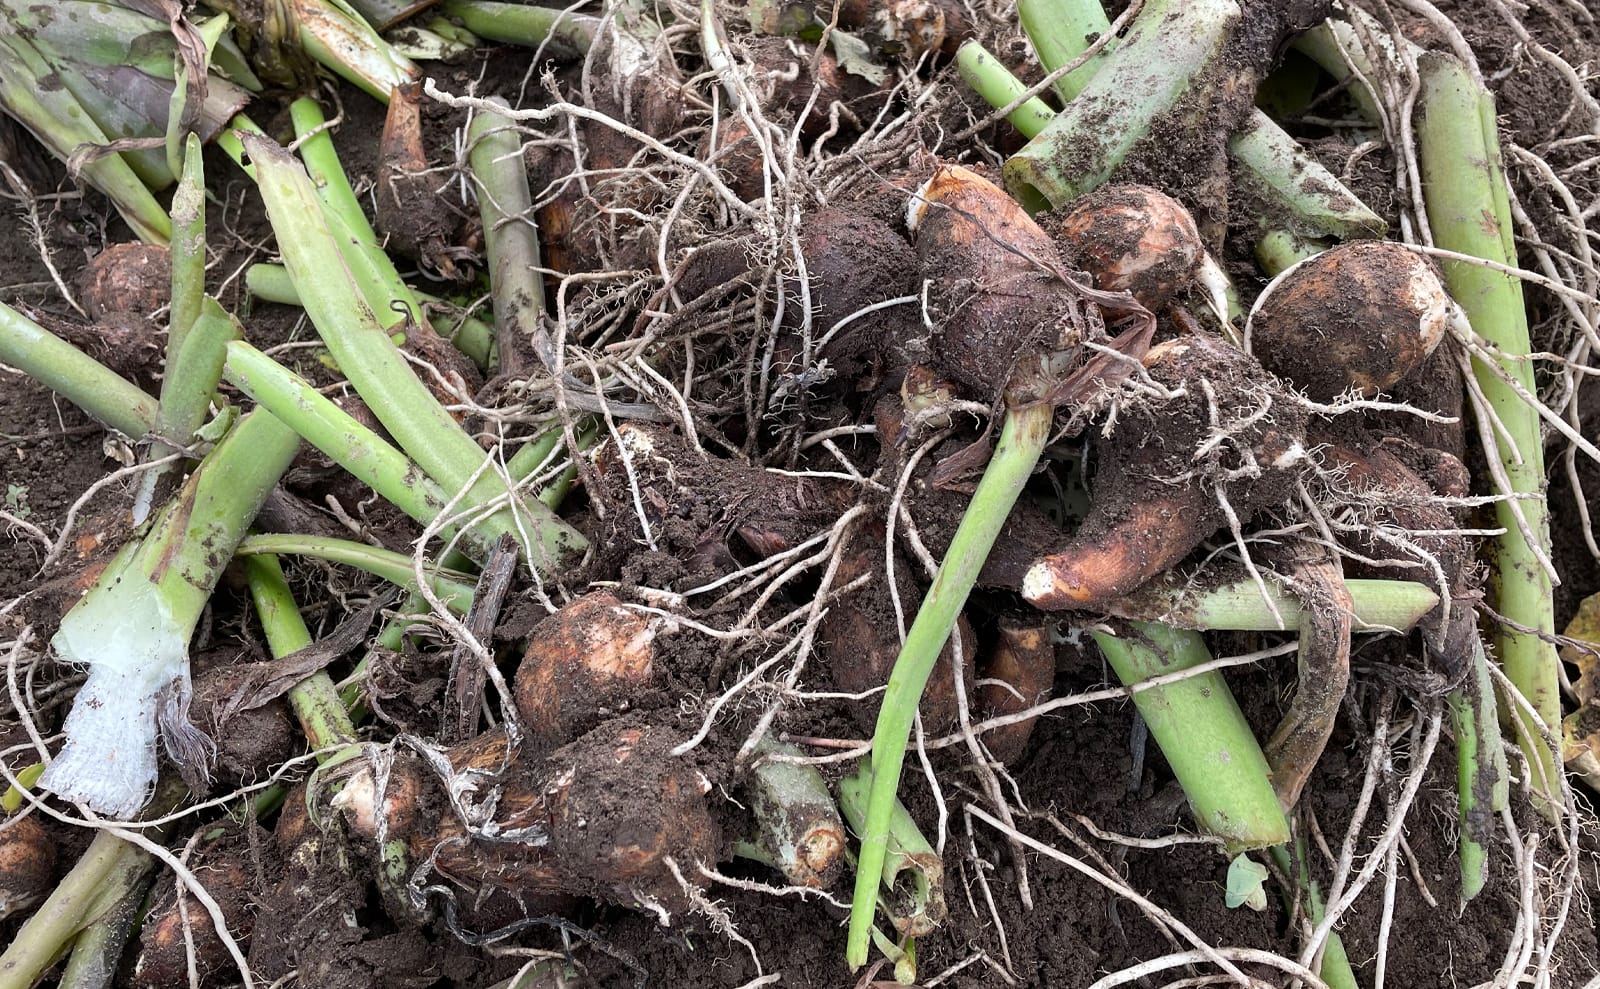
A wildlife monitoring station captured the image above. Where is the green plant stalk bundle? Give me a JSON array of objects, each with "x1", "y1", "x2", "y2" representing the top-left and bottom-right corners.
[
  {"x1": 1415, "y1": 52, "x2": 1562, "y2": 813},
  {"x1": 1106, "y1": 575, "x2": 1440, "y2": 633},
  {"x1": 1004, "y1": 0, "x2": 1240, "y2": 211},
  {"x1": 244, "y1": 262, "x2": 495, "y2": 370},
  {"x1": 437, "y1": 0, "x2": 599, "y2": 58},
  {"x1": 0, "y1": 778, "x2": 187, "y2": 989},
  {"x1": 37, "y1": 410, "x2": 302, "y2": 819},
  {"x1": 239, "y1": 130, "x2": 586, "y2": 574},
  {"x1": 223, "y1": 340, "x2": 524, "y2": 565}
]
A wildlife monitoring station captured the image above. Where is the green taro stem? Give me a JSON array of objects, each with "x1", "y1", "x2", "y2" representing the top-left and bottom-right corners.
[{"x1": 846, "y1": 400, "x2": 1054, "y2": 968}]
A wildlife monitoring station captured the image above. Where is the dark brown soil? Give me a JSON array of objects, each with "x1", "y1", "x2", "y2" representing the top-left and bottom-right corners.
[{"x1": 3, "y1": 2, "x2": 1599, "y2": 988}]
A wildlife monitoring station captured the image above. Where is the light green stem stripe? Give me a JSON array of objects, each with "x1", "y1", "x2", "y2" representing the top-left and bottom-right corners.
[
  {"x1": 0, "y1": 300, "x2": 158, "y2": 437},
  {"x1": 168, "y1": 133, "x2": 207, "y2": 359},
  {"x1": 468, "y1": 97, "x2": 546, "y2": 378},
  {"x1": 223, "y1": 340, "x2": 512, "y2": 564},
  {"x1": 1017, "y1": 0, "x2": 1116, "y2": 101},
  {"x1": 235, "y1": 533, "x2": 477, "y2": 613},
  {"x1": 244, "y1": 554, "x2": 360, "y2": 753},
  {"x1": 1415, "y1": 52, "x2": 1560, "y2": 812},
  {"x1": 847, "y1": 402, "x2": 1054, "y2": 968},
  {"x1": 1094, "y1": 624, "x2": 1288, "y2": 850},
  {"x1": 955, "y1": 41, "x2": 1057, "y2": 139}
]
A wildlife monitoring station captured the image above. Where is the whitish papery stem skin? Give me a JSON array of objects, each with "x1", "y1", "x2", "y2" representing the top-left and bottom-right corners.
[
  {"x1": 0, "y1": 301, "x2": 158, "y2": 438},
  {"x1": 955, "y1": 41, "x2": 1057, "y2": 139},
  {"x1": 292, "y1": 0, "x2": 419, "y2": 102},
  {"x1": 1003, "y1": 0, "x2": 1240, "y2": 211},
  {"x1": 240, "y1": 131, "x2": 586, "y2": 573},
  {"x1": 1093, "y1": 623, "x2": 1290, "y2": 851},
  {"x1": 847, "y1": 401, "x2": 1053, "y2": 968},
  {"x1": 1415, "y1": 52, "x2": 1562, "y2": 814},
  {"x1": 1017, "y1": 0, "x2": 1117, "y2": 101}
]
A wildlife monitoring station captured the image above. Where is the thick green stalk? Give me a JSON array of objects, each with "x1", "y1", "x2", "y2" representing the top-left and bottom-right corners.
[
  {"x1": 1416, "y1": 52, "x2": 1561, "y2": 812},
  {"x1": 1255, "y1": 229, "x2": 1325, "y2": 278},
  {"x1": 743, "y1": 740, "x2": 847, "y2": 888},
  {"x1": 235, "y1": 533, "x2": 477, "y2": 612},
  {"x1": 468, "y1": 97, "x2": 546, "y2": 380},
  {"x1": 245, "y1": 554, "x2": 359, "y2": 752},
  {"x1": 0, "y1": 302, "x2": 158, "y2": 437},
  {"x1": 1227, "y1": 111, "x2": 1386, "y2": 240},
  {"x1": 1449, "y1": 638, "x2": 1510, "y2": 902},
  {"x1": 241, "y1": 130, "x2": 585, "y2": 572},
  {"x1": 1017, "y1": 0, "x2": 1116, "y2": 101},
  {"x1": 168, "y1": 134, "x2": 207, "y2": 359},
  {"x1": 1004, "y1": 0, "x2": 1239, "y2": 210},
  {"x1": 223, "y1": 340, "x2": 519, "y2": 563},
  {"x1": 1106, "y1": 576, "x2": 1439, "y2": 634},
  {"x1": 840, "y1": 769, "x2": 945, "y2": 939},
  {"x1": 1093, "y1": 623, "x2": 1290, "y2": 850},
  {"x1": 293, "y1": 0, "x2": 419, "y2": 101},
  {"x1": 847, "y1": 401, "x2": 1054, "y2": 968},
  {"x1": 134, "y1": 296, "x2": 242, "y2": 521},
  {"x1": 955, "y1": 41, "x2": 1057, "y2": 139},
  {"x1": 289, "y1": 98, "x2": 426, "y2": 330},
  {"x1": 244, "y1": 262, "x2": 495, "y2": 369},
  {"x1": 55, "y1": 849, "x2": 157, "y2": 989},
  {"x1": 436, "y1": 0, "x2": 597, "y2": 57}
]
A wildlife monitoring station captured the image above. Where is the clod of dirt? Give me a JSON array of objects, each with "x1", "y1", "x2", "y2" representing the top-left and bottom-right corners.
[
  {"x1": 376, "y1": 82, "x2": 464, "y2": 280},
  {"x1": 77, "y1": 242, "x2": 171, "y2": 320},
  {"x1": 1047, "y1": 184, "x2": 1205, "y2": 311},
  {"x1": 514, "y1": 591, "x2": 659, "y2": 751},
  {"x1": 190, "y1": 665, "x2": 298, "y2": 791},
  {"x1": 589, "y1": 424, "x2": 851, "y2": 585},
  {"x1": 338, "y1": 721, "x2": 722, "y2": 911},
  {"x1": 1248, "y1": 241, "x2": 1457, "y2": 400},
  {"x1": 133, "y1": 821, "x2": 274, "y2": 989},
  {"x1": 1024, "y1": 332, "x2": 1309, "y2": 610},
  {"x1": 0, "y1": 815, "x2": 55, "y2": 920},
  {"x1": 820, "y1": 522, "x2": 975, "y2": 731}
]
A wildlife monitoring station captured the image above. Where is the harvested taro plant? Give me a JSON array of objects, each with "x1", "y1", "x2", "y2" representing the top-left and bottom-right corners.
[{"x1": 3, "y1": 0, "x2": 1600, "y2": 986}]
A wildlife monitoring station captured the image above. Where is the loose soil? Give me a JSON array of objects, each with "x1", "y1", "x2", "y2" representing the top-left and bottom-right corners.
[{"x1": 3, "y1": 2, "x2": 1600, "y2": 988}]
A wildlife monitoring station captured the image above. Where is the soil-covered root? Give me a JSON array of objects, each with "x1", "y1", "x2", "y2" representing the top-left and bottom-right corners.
[
  {"x1": 1314, "y1": 427, "x2": 1479, "y2": 676},
  {"x1": 189, "y1": 663, "x2": 299, "y2": 792},
  {"x1": 336, "y1": 721, "x2": 722, "y2": 912},
  {"x1": 1045, "y1": 184, "x2": 1205, "y2": 311},
  {"x1": 1247, "y1": 241, "x2": 1457, "y2": 401},
  {"x1": 514, "y1": 591, "x2": 661, "y2": 751},
  {"x1": 976, "y1": 622, "x2": 1055, "y2": 765},
  {"x1": 1024, "y1": 332, "x2": 1309, "y2": 611},
  {"x1": 0, "y1": 815, "x2": 55, "y2": 920},
  {"x1": 132, "y1": 821, "x2": 274, "y2": 989}
]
